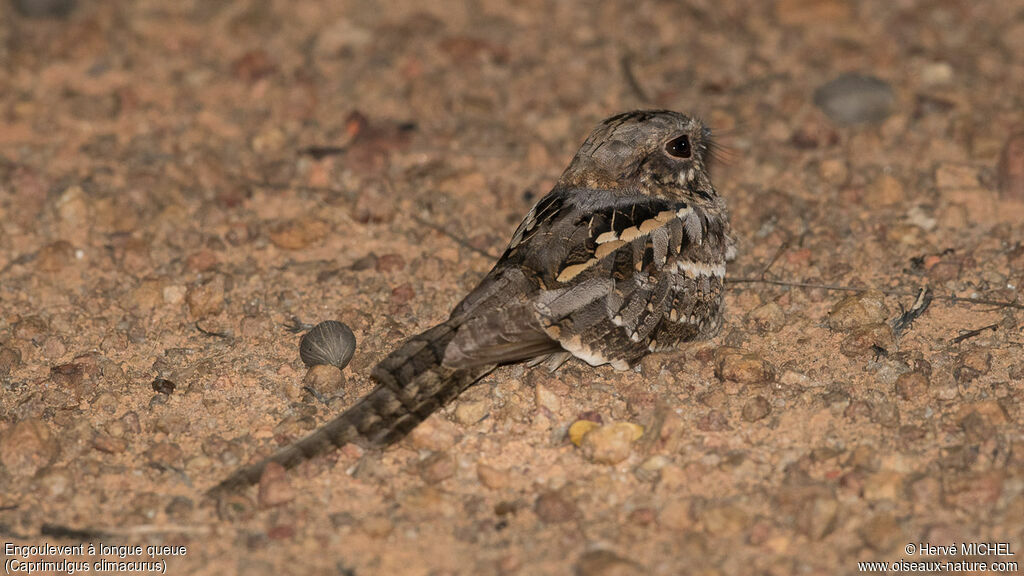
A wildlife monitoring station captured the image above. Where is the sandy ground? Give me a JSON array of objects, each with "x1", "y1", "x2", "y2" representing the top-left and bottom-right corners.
[{"x1": 1, "y1": 1, "x2": 1023, "y2": 574}]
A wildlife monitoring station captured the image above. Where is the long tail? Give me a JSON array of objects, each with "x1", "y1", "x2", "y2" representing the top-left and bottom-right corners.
[{"x1": 209, "y1": 320, "x2": 494, "y2": 494}]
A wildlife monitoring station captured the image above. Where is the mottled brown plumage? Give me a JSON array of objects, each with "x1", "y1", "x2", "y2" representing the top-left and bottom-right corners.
[{"x1": 211, "y1": 110, "x2": 734, "y2": 493}]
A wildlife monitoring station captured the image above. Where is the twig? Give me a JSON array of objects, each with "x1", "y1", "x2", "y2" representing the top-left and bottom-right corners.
[
  {"x1": 726, "y1": 276, "x2": 1024, "y2": 310},
  {"x1": 758, "y1": 239, "x2": 791, "y2": 279},
  {"x1": 302, "y1": 385, "x2": 330, "y2": 406},
  {"x1": 410, "y1": 214, "x2": 500, "y2": 260},
  {"x1": 195, "y1": 322, "x2": 231, "y2": 339},
  {"x1": 891, "y1": 287, "x2": 933, "y2": 336},
  {"x1": 282, "y1": 316, "x2": 312, "y2": 334},
  {"x1": 950, "y1": 323, "x2": 998, "y2": 344},
  {"x1": 620, "y1": 53, "x2": 651, "y2": 103},
  {"x1": 299, "y1": 145, "x2": 346, "y2": 159}
]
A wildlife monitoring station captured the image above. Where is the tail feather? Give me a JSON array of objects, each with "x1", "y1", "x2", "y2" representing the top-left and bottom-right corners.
[{"x1": 209, "y1": 319, "x2": 494, "y2": 494}]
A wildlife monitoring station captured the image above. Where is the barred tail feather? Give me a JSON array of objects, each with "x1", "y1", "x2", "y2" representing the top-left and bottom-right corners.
[{"x1": 209, "y1": 320, "x2": 494, "y2": 493}]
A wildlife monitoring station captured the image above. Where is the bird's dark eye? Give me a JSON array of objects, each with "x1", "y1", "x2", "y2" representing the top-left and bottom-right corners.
[{"x1": 665, "y1": 135, "x2": 691, "y2": 159}]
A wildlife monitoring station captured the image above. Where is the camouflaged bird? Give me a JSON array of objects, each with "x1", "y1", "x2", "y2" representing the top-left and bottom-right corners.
[{"x1": 212, "y1": 110, "x2": 735, "y2": 492}]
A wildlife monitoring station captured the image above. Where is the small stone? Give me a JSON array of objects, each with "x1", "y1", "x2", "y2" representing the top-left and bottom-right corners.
[
  {"x1": 535, "y1": 384, "x2": 561, "y2": 414},
  {"x1": 0, "y1": 419, "x2": 59, "y2": 477},
  {"x1": 476, "y1": 463, "x2": 508, "y2": 489},
  {"x1": 38, "y1": 467, "x2": 73, "y2": 498},
  {"x1": 863, "y1": 471, "x2": 904, "y2": 502},
  {"x1": 954, "y1": 349, "x2": 991, "y2": 383},
  {"x1": 827, "y1": 291, "x2": 889, "y2": 332},
  {"x1": 746, "y1": 301, "x2": 785, "y2": 333},
  {"x1": 568, "y1": 420, "x2": 601, "y2": 447},
  {"x1": 859, "y1": 513, "x2": 903, "y2": 552},
  {"x1": 998, "y1": 131, "x2": 1024, "y2": 200},
  {"x1": 575, "y1": 549, "x2": 644, "y2": 576},
  {"x1": 360, "y1": 515, "x2": 394, "y2": 539},
  {"x1": 92, "y1": 433, "x2": 128, "y2": 454},
  {"x1": 895, "y1": 371, "x2": 929, "y2": 400},
  {"x1": 258, "y1": 462, "x2": 294, "y2": 508},
  {"x1": 580, "y1": 422, "x2": 643, "y2": 465},
  {"x1": 454, "y1": 399, "x2": 489, "y2": 425},
  {"x1": 838, "y1": 323, "x2": 895, "y2": 357},
  {"x1": 146, "y1": 442, "x2": 183, "y2": 467},
  {"x1": 302, "y1": 364, "x2": 346, "y2": 396},
  {"x1": 741, "y1": 396, "x2": 771, "y2": 422},
  {"x1": 935, "y1": 163, "x2": 982, "y2": 189},
  {"x1": 407, "y1": 416, "x2": 460, "y2": 451},
  {"x1": 697, "y1": 410, "x2": 732, "y2": 432},
  {"x1": 165, "y1": 495, "x2": 194, "y2": 519},
  {"x1": 375, "y1": 253, "x2": 406, "y2": 273},
  {"x1": 864, "y1": 174, "x2": 905, "y2": 207},
  {"x1": 659, "y1": 499, "x2": 691, "y2": 531},
  {"x1": 713, "y1": 347, "x2": 775, "y2": 384},
  {"x1": 151, "y1": 378, "x2": 176, "y2": 395},
  {"x1": 185, "y1": 275, "x2": 225, "y2": 318},
  {"x1": 390, "y1": 283, "x2": 415, "y2": 304},
  {"x1": 418, "y1": 451, "x2": 456, "y2": 484},
  {"x1": 36, "y1": 241, "x2": 76, "y2": 272},
  {"x1": 814, "y1": 74, "x2": 894, "y2": 125},
  {"x1": 534, "y1": 489, "x2": 580, "y2": 523},
  {"x1": 268, "y1": 219, "x2": 328, "y2": 250},
  {"x1": 942, "y1": 471, "x2": 1004, "y2": 510},
  {"x1": 0, "y1": 345, "x2": 22, "y2": 376},
  {"x1": 921, "y1": 61, "x2": 954, "y2": 86}
]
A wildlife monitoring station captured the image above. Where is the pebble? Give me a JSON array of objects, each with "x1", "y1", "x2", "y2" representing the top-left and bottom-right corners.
[
  {"x1": 659, "y1": 499, "x2": 691, "y2": 531},
  {"x1": 534, "y1": 383, "x2": 561, "y2": 414},
  {"x1": 827, "y1": 291, "x2": 889, "y2": 332},
  {"x1": 998, "y1": 131, "x2": 1024, "y2": 200},
  {"x1": 0, "y1": 346, "x2": 22, "y2": 376},
  {"x1": 863, "y1": 471, "x2": 904, "y2": 502},
  {"x1": 185, "y1": 275, "x2": 225, "y2": 318},
  {"x1": 954, "y1": 349, "x2": 991, "y2": 383},
  {"x1": 258, "y1": 462, "x2": 294, "y2": 508},
  {"x1": 745, "y1": 301, "x2": 785, "y2": 333},
  {"x1": 268, "y1": 219, "x2": 328, "y2": 250},
  {"x1": 864, "y1": 174, "x2": 905, "y2": 207},
  {"x1": 859, "y1": 513, "x2": 903, "y2": 552},
  {"x1": 575, "y1": 550, "x2": 644, "y2": 576},
  {"x1": 895, "y1": 371, "x2": 929, "y2": 400},
  {"x1": 920, "y1": 61, "x2": 954, "y2": 86},
  {"x1": 713, "y1": 347, "x2": 775, "y2": 384},
  {"x1": 741, "y1": 396, "x2": 771, "y2": 422},
  {"x1": 454, "y1": 399, "x2": 489, "y2": 425},
  {"x1": 360, "y1": 515, "x2": 394, "y2": 539},
  {"x1": 568, "y1": 420, "x2": 600, "y2": 447},
  {"x1": 0, "y1": 419, "x2": 58, "y2": 477},
  {"x1": 935, "y1": 163, "x2": 981, "y2": 189},
  {"x1": 839, "y1": 323, "x2": 896, "y2": 357},
  {"x1": 814, "y1": 74, "x2": 894, "y2": 125},
  {"x1": 36, "y1": 241, "x2": 75, "y2": 272},
  {"x1": 145, "y1": 442, "x2": 183, "y2": 468},
  {"x1": 476, "y1": 462, "x2": 508, "y2": 489},
  {"x1": 375, "y1": 253, "x2": 406, "y2": 273},
  {"x1": 92, "y1": 433, "x2": 128, "y2": 454},
  {"x1": 407, "y1": 417, "x2": 460, "y2": 451},
  {"x1": 580, "y1": 422, "x2": 644, "y2": 465},
  {"x1": 533, "y1": 489, "x2": 580, "y2": 523},
  {"x1": 418, "y1": 451, "x2": 456, "y2": 483},
  {"x1": 302, "y1": 364, "x2": 346, "y2": 397}
]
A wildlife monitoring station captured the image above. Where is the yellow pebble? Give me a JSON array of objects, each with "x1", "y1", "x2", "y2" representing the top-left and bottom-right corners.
[{"x1": 568, "y1": 420, "x2": 600, "y2": 447}]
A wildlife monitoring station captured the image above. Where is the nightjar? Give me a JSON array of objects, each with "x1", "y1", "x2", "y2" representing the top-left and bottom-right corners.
[{"x1": 212, "y1": 110, "x2": 735, "y2": 492}]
